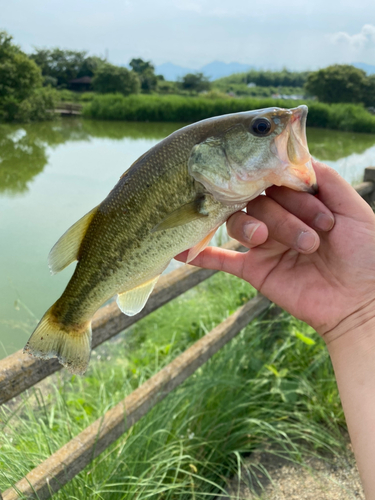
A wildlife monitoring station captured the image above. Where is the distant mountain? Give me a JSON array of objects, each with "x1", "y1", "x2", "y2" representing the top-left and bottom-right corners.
[
  {"x1": 353, "y1": 63, "x2": 375, "y2": 75},
  {"x1": 156, "y1": 63, "x2": 194, "y2": 81},
  {"x1": 156, "y1": 61, "x2": 254, "y2": 81},
  {"x1": 199, "y1": 61, "x2": 253, "y2": 80}
]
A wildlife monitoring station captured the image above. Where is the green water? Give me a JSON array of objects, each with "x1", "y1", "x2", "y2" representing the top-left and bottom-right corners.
[{"x1": 1, "y1": 119, "x2": 375, "y2": 358}]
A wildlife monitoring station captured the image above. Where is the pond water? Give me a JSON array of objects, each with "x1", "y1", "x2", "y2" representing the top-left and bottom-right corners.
[{"x1": 1, "y1": 118, "x2": 375, "y2": 358}]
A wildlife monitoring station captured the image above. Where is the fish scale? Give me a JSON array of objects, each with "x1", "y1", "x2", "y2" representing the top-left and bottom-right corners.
[{"x1": 24, "y1": 106, "x2": 317, "y2": 374}]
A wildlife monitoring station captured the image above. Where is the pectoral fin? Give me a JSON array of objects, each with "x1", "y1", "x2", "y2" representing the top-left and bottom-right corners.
[
  {"x1": 117, "y1": 276, "x2": 160, "y2": 316},
  {"x1": 186, "y1": 228, "x2": 217, "y2": 263},
  {"x1": 152, "y1": 195, "x2": 209, "y2": 232},
  {"x1": 48, "y1": 206, "x2": 98, "y2": 274}
]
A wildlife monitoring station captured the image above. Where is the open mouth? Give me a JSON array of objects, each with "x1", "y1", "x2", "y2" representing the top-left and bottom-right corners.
[{"x1": 274, "y1": 105, "x2": 318, "y2": 194}]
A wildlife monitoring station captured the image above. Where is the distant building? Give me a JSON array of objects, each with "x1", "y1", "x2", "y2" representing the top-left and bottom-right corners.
[
  {"x1": 247, "y1": 82, "x2": 256, "y2": 88},
  {"x1": 69, "y1": 76, "x2": 92, "y2": 92}
]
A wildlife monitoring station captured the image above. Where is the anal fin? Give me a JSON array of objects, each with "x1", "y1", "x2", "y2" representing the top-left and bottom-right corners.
[
  {"x1": 117, "y1": 276, "x2": 160, "y2": 316},
  {"x1": 186, "y1": 228, "x2": 217, "y2": 263}
]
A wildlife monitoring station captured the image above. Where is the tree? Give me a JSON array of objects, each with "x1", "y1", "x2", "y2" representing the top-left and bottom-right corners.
[
  {"x1": 180, "y1": 73, "x2": 210, "y2": 93},
  {"x1": 304, "y1": 65, "x2": 367, "y2": 104},
  {"x1": 30, "y1": 49, "x2": 105, "y2": 87},
  {"x1": 129, "y1": 58, "x2": 157, "y2": 92},
  {"x1": 77, "y1": 55, "x2": 105, "y2": 79},
  {"x1": 129, "y1": 58, "x2": 155, "y2": 74},
  {"x1": 139, "y1": 68, "x2": 158, "y2": 92},
  {"x1": 92, "y1": 63, "x2": 140, "y2": 95},
  {"x1": 244, "y1": 69, "x2": 309, "y2": 87},
  {"x1": 0, "y1": 32, "x2": 42, "y2": 102},
  {"x1": 0, "y1": 31, "x2": 55, "y2": 122},
  {"x1": 362, "y1": 75, "x2": 375, "y2": 107}
]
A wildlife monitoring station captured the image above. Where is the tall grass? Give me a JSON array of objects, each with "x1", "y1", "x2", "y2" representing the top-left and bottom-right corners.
[
  {"x1": 82, "y1": 93, "x2": 375, "y2": 133},
  {"x1": 0, "y1": 272, "x2": 346, "y2": 499}
]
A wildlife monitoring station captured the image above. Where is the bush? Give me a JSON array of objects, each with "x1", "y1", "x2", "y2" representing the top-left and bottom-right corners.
[
  {"x1": 180, "y1": 72, "x2": 211, "y2": 93},
  {"x1": 83, "y1": 93, "x2": 375, "y2": 133},
  {"x1": 92, "y1": 63, "x2": 140, "y2": 96},
  {"x1": 15, "y1": 86, "x2": 58, "y2": 122}
]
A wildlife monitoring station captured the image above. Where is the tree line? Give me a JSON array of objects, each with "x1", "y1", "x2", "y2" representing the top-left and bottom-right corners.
[
  {"x1": 29, "y1": 47, "x2": 210, "y2": 95},
  {"x1": 0, "y1": 29, "x2": 374, "y2": 123},
  {"x1": 244, "y1": 69, "x2": 309, "y2": 88},
  {"x1": 0, "y1": 30, "x2": 211, "y2": 121}
]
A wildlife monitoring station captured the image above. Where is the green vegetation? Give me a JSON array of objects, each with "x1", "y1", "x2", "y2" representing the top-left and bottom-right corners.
[
  {"x1": 129, "y1": 58, "x2": 159, "y2": 93},
  {"x1": 215, "y1": 68, "x2": 309, "y2": 88},
  {"x1": 180, "y1": 72, "x2": 211, "y2": 93},
  {"x1": 305, "y1": 64, "x2": 375, "y2": 106},
  {"x1": 0, "y1": 31, "x2": 57, "y2": 122},
  {"x1": 83, "y1": 93, "x2": 375, "y2": 133},
  {"x1": 213, "y1": 82, "x2": 305, "y2": 98},
  {"x1": 92, "y1": 63, "x2": 140, "y2": 96},
  {"x1": 0, "y1": 272, "x2": 347, "y2": 498},
  {"x1": 2, "y1": 28, "x2": 374, "y2": 129},
  {"x1": 30, "y1": 48, "x2": 105, "y2": 88},
  {"x1": 213, "y1": 68, "x2": 309, "y2": 97}
]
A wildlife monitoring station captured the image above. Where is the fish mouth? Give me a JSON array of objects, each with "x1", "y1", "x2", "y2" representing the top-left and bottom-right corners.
[{"x1": 273, "y1": 105, "x2": 317, "y2": 193}]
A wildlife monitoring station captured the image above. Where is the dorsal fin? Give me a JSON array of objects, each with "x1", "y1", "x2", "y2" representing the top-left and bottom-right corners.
[{"x1": 48, "y1": 206, "x2": 98, "y2": 274}]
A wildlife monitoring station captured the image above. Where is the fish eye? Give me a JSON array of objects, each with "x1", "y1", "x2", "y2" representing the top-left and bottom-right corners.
[{"x1": 251, "y1": 118, "x2": 272, "y2": 136}]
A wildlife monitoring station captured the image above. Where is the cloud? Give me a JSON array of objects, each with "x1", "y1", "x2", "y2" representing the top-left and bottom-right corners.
[{"x1": 330, "y1": 24, "x2": 375, "y2": 50}]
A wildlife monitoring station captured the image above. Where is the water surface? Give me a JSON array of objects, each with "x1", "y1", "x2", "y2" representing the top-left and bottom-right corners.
[{"x1": 1, "y1": 119, "x2": 375, "y2": 357}]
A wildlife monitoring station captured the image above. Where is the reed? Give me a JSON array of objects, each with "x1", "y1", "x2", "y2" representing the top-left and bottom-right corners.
[
  {"x1": 82, "y1": 93, "x2": 375, "y2": 133},
  {"x1": 0, "y1": 272, "x2": 346, "y2": 499}
]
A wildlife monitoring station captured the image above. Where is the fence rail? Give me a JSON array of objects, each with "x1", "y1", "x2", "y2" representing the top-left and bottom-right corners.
[
  {"x1": 1, "y1": 167, "x2": 375, "y2": 499},
  {"x1": 54, "y1": 102, "x2": 82, "y2": 116},
  {"x1": 0, "y1": 240, "x2": 244, "y2": 406}
]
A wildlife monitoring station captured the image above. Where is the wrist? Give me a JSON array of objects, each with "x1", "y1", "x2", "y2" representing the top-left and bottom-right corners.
[
  {"x1": 322, "y1": 298, "x2": 375, "y2": 351},
  {"x1": 323, "y1": 300, "x2": 375, "y2": 499}
]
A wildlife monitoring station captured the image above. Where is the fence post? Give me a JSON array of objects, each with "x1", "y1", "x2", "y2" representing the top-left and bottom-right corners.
[{"x1": 363, "y1": 167, "x2": 375, "y2": 204}]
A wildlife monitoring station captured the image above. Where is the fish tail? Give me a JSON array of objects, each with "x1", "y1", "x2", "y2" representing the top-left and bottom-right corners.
[{"x1": 23, "y1": 306, "x2": 92, "y2": 375}]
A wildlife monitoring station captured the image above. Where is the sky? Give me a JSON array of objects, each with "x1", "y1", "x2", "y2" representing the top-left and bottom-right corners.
[{"x1": 1, "y1": 0, "x2": 375, "y2": 70}]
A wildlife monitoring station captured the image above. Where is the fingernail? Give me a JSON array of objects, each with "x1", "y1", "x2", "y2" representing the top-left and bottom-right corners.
[
  {"x1": 314, "y1": 213, "x2": 334, "y2": 231},
  {"x1": 297, "y1": 231, "x2": 317, "y2": 252},
  {"x1": 243, "y1": 222, "x2": 261, "y2": 243}
]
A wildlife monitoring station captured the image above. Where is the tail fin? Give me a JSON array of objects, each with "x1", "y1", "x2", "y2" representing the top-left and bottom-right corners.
[{"x1": 23, "y1": 307, "x2": 92, "y2": 375}]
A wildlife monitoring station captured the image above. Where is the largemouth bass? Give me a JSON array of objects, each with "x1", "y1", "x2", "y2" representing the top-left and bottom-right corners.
[{"x1": 24, "y1": 105, "x2": 317, "y2": 374}]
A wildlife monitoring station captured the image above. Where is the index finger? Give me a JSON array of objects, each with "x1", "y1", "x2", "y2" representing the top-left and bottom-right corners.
[{"x1": 175, "y1": 246, "x2": 247, "y2": 279}]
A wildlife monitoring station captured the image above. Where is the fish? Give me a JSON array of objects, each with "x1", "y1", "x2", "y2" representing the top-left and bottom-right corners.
[{"x1": 23, "y1": 105, "x2": 317, "y2": 375}]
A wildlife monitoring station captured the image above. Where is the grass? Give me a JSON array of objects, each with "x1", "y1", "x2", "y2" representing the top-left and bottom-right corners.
[
  {"x1": 82, "y1": 93, "x2": 375, "y2": 133},
  {"x1": 0, "y1": 271, "x2": 347, "y2": 499}
]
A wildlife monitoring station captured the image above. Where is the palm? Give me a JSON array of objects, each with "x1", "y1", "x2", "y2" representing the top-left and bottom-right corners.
[{"x1": 241, "y1": 212, "x2": 375, "y2": 333}]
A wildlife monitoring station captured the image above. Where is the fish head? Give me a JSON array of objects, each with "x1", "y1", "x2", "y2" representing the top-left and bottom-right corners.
[{"x1": 188, "y1": 105, "x2": 317, "y2": 205}]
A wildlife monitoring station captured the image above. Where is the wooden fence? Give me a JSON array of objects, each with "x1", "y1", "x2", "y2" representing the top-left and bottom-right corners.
[
  {"x1": 1, "y1": 167, "x2": 375, "y2": 500},
  {"x1": 54, "y1": 103, "x2": 82, "y2": 116}
]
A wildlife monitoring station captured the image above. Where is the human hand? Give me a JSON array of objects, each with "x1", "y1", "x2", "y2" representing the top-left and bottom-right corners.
[{"x1": 177, "y1": 160, "x2": 375, "y2": 340}]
